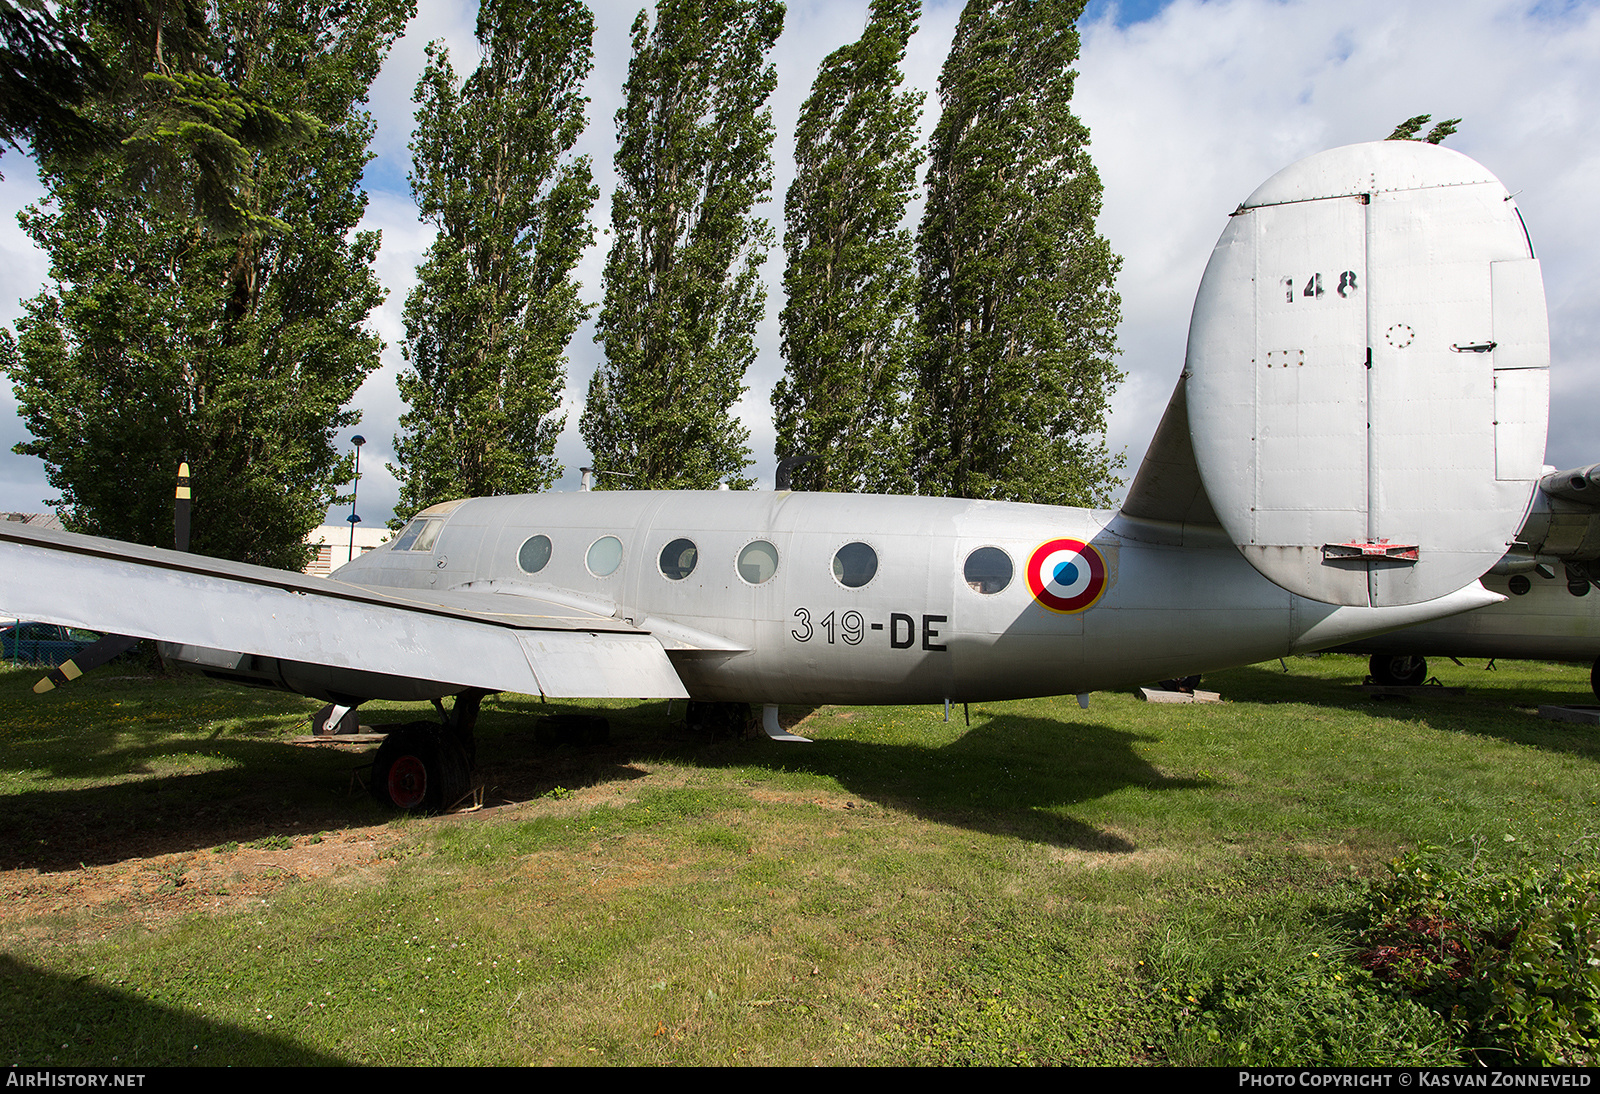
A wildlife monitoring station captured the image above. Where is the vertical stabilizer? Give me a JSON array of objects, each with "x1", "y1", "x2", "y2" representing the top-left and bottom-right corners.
[{"x1": 1185, "y1": 141, "x2": 1548, "y2": 607}]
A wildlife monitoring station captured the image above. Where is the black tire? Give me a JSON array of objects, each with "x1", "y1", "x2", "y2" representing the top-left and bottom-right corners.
[
  {"x1": 435, "y1": 734, "x2": 472, "y2": 810},
  {"x1": 1591, "y1": 657, "x2": 1599, "y2": 703},
  {"x1": 1369, "y1": 654, "x2": 1427, "y2": 687},
  {"x1": 371, "y1": 722, "x2": 445, "y2": 812}
]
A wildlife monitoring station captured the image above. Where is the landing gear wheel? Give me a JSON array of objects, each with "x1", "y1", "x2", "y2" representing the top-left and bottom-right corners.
[
  {"x1": 1369, "y1": 654, "x2": 1427, "y2": 687},
  {"x1": 1591, "y1": 656, "x2": 1599, "y2": 702},
  {"x1": 435, "y1": 735, "x2": 472, "y2": 809},
  {"x1": 371, "y1": 722, "x2": 470, "y2": 812}
]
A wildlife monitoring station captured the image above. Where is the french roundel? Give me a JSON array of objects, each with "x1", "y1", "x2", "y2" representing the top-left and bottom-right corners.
[{"x1": 1026, "y1": 538, "x2": 1107, "y2": 614}]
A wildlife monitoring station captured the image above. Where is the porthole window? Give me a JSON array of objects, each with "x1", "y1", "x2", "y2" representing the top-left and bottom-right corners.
[
  {"x1": 518, "y1": 534, "x2": 552, "y2": 574},
  {"x1": 964, "y1": 546, "x2": 1014, "y2": 594},
  {"x1": 737, "y1": 540, "x2": 779, "y2": 585},
  {"x1": 832, "y1": 541, "x2": 878, "y2": 588},
  {"x1": 587, "y1": 535, "x2": 623, "y2": 577},
  {"x1": 659, "y1": 538, "x2": 698, "y2": 580}
]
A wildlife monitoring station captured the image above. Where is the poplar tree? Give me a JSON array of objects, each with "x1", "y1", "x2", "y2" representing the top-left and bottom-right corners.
[
  {"x1": 773, "y1": 0, "x2": 922, "y2": 494},
  {"x1": 390, "y1": 0, "x2": 598, "y2": 521},
  {"x1": 913, "y1": 0, "x2": 1123, "y2": 506},
  {"x1": 0, "y1": 0, "x2": 112, "y2": 176},
  {"x1": 581, "y1": 0, "x2": 784, "y2": 490},
  {"x1": 1386, "y1": 114, "x2": 1460, "y2": 144},
  {"x1": 1, "y1": 0, "x2": 410, "y2": 569}
]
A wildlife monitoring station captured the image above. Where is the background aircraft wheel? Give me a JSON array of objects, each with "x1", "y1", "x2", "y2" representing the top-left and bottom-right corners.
[
  {"x1": 1369, "y1": 654, "x2": 1427, "y2": 687},
  {"x1": 1592, "y1": 657, "x2": 1599, "y2": 702},
  {"x1": 371, "y1": 722, "x2": 445, "y2": 812}
]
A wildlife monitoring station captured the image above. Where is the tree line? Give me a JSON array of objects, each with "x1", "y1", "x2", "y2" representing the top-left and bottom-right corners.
[{"x1": 1, "y1": 0, "x2": 1123, "y2": 568}]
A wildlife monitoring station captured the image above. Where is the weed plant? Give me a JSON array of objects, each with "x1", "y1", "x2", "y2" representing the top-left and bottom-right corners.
[{"x1": 1359, "y1": 843, "x2": 1600, "y2": 1065}]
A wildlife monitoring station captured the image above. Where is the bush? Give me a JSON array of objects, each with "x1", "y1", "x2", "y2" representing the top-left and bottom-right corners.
[
  {"x1": 1146, "y1": 879, "x2": 1457, "y2": 1067},
  {"x1": 1359, "y1": 845, "x2": 1600, "y2": 1065},
  {"x1": 1168, "y1": 954, "x2": 1457, "y2": 1066}
]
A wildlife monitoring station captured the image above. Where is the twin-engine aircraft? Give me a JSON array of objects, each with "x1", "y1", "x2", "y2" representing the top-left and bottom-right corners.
[{"x1": 0, "y1": 141, "x2": 1579, "y2": 809}]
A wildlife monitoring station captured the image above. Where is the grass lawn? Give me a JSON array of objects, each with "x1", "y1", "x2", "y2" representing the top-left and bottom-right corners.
[{"x1": 0, "y1": 653, "x2": 1596, "y2": 1065}]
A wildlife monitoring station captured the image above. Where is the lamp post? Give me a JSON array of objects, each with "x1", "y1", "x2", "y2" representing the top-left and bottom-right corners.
[{"x1": 347, "y1": 435, "x2": 365, "y2": 562}]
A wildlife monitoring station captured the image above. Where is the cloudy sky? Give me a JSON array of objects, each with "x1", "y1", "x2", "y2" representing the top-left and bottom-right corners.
[{"x1": 1, "y1": 0, "x2": 1596, "y2": 530}]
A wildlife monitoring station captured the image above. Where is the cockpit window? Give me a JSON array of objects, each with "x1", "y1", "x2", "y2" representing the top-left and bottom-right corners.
[
  {"x1": 390, "y1": 517, "x2": 445, "y2": 552},
  {"x1": 964, "y1": 546, "x2": 1013, "y2": 594},
  {"x1": 413, "y1": 519, "x2": 444, "y2": 553},
  {"x1": 391, "y1": 519, "x2": 422, "y2": 551}
]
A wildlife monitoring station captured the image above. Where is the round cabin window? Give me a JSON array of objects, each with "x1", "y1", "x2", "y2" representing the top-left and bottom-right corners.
[
  {"x1": 586, "y1": 535, "x2": 623, "y2": 577},
  {"x1": 659, "y1": 538, "x2": 698, "y2": 580},
  {"x1": 518, "y1": 534, "x2": 552, "y2": 574},
  {"x1": 737, "y1": 540, "x2": 779, "y2": 585},
  {"x1": 832, "y1": 542, "x2": 878, "y2": 588},
  {"x1": 963, "y1": 546, "x2": 1013, "y2": 594}
]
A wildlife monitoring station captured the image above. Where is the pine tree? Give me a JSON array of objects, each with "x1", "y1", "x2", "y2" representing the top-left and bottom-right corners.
[
  {"x1": 913, "y1": 0, "x2": 1123, "y2": 506},
  {"x1": 1, "y1": 0, "x2": 410, "y2": 569},
  {"x1": 390, "y1": 0, "x2": 598, "y2": 521},
  {"x1": 581, "y1": 0, "x2": 784, "y2": 491},
  {"x1": 772, "y1": 0, "x2": 922, "y2": 494}
]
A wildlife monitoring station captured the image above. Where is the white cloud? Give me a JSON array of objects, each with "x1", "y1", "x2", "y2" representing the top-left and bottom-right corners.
[
  {"x1": 1, "y1": 0, "x2": 1595, "y2": 526},
  {"x1": 1075, "y1": 0, "x2": 1600, "y2": 478}
]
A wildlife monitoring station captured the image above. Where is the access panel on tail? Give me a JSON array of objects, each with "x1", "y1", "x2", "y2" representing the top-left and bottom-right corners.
[{"x1": 1184, "y1": 141, "x2": 1548, "y2": 607}]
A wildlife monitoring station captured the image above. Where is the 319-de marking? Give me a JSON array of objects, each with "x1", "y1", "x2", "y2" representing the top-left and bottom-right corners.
[{"x1": 791, "y1": 608, "x2": 948, "y2": 652}]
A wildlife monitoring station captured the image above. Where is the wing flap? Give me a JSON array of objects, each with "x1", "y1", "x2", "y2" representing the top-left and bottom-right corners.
[
  {"x1": 518, "y1": 631, "x2": 688, "y2": 698},
  {"x1": 0, "y1": 522, "x2": 687, "y2": 699}
]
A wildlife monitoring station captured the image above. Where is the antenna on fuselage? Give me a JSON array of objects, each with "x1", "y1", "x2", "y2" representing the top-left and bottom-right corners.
[
  {"x1": 775, "y1": 453, "x2": 816, "y2": 491},
  {"x1": 579, "y1": 467, "x2": 637, "y2": 491}
]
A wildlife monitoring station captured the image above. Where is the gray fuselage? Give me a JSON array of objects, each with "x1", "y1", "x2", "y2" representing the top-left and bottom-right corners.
[{"x1": 334, "y1": 490, "x2": 1495, "y2": 705}]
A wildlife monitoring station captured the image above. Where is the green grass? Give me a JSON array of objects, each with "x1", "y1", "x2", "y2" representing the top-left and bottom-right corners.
[{"x1": 0, "y1": 654, "x2": 1597, "y2": 1065}]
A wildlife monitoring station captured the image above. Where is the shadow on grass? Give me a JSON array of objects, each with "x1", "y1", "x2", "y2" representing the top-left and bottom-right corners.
[
  {"x1": 0, "y1": 661, "x2": 406, "y2": 869},
  {"x1": 4, "y1": 686, "x2": 1210, "y2": 863},
  {"x1": 750, "y1": 714, "x2": 1206, "y2": 851},
  {"x1": 0, "y1": 739, "x2": 392, "y2": 871},
  {"x1": 1209, "y1": 660, "x2": 1600, "y2": 763},
  {"x1": 472, "y1": 699, "x2": 1209, "y2": 854},
  {"x1": 0, "y1": 953, "x2": 346, "y2": 1066}
]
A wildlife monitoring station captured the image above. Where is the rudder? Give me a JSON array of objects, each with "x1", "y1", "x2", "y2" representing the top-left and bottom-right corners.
[{"x1": 1184, "y1": 141, "x2": 1548, "y2": 607}]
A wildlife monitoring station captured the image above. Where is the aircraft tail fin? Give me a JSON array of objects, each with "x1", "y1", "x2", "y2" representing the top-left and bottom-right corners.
[{"x1": 1181, "y1": 140, "x2": 1548, "y2": 608}]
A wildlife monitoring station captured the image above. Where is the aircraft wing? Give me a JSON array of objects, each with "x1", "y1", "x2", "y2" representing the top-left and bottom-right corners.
[{"x1": 0, "y1": 521, "x2": 689, "y2": 700}]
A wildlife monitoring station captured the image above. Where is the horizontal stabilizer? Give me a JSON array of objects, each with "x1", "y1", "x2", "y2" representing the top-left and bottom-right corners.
[
  {"x1": 0, "y1": 522, "x2": 687, "y2": 700},
  {"x1": 1540, "y1": 463, "x2": 1600, "y2": 507},
  {"x1": 1185, "y1": 141, "x2": 1548, "y2": 607}
]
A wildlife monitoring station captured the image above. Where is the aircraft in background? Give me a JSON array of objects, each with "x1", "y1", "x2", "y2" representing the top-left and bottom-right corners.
[
  {"x1": 0, "y1": 141, "x2": 1570, "y2": 809},
  {"x1": 1338, "y1": 460, "x2": 1600, "y2": 691}
]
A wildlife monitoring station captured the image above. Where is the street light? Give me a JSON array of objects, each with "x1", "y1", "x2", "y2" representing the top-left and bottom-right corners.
[{"x1": 347, "y1": 435, "x2": 366, "y2": 562}]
